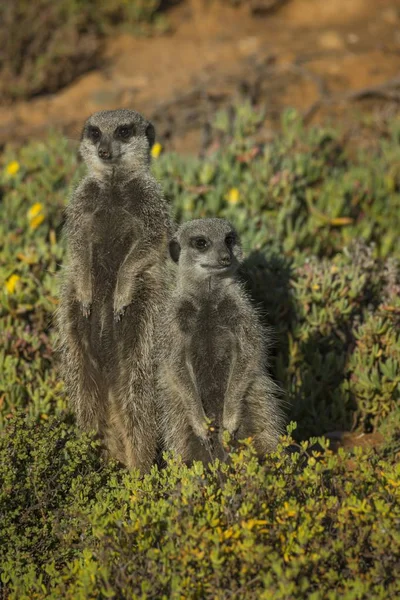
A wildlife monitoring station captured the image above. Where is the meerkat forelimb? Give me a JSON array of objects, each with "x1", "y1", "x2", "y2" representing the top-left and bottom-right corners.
[
  {"x1": 58, "y1": 109, "x2": 171, "y2": 473},
  {"x1": 157, "y1": 218, "x2": 284, "y2": 465}
]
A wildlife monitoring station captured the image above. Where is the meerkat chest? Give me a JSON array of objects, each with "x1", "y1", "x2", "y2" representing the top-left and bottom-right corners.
[
  {"x1": 183, "y1": 298, "x2": 237, "y2": 417},
  {"x1": 91, "y1": 207, "x2": 134, "y2": 242},
  {"x1": 183, "y1": 297, "x2": 237, "y2": 368},
  {"x1": 90, "y1": 189, "x2": 143, "y2": 263},
  {"x1": 90, "y1": 211, "x2": 132, "y2": 274}
]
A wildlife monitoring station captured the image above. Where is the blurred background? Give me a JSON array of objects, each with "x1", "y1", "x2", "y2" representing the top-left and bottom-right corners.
[{"x1": 1, "y1": 0, "x2": 400, "y2": 152}]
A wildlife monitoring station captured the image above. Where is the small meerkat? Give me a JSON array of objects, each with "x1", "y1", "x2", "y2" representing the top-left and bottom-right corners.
[
  {"x1": 157, "y1": 218, "x2": 284, "y2": 465},
  {"x1": 57, "y1": 109, "x2": 172, "y2": 473}
]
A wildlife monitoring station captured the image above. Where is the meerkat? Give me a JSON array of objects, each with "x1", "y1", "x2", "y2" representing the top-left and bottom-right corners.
[
  {"x1": 156, "y1": 218, "x2": 284, "y2": 465},
  {"x1": 57, "y1": 109, "x2": 172, "y2": 473}
]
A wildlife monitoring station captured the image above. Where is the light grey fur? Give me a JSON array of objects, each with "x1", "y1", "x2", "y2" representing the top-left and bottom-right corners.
[
  {"x1": 57, "y1": 109, "x2": 172, "y2": 473},
  {"x1": 156, "y1": 218, "x2": 285, "y2": 465}
]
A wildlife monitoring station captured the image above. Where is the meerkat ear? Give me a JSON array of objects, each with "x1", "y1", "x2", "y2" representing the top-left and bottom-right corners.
[
  {"x1": 169, "y1": 239, "x2": 181, "y2": 263},
  {"x1": 145, "y1": 122, "x2": 156, "y2": 149}
]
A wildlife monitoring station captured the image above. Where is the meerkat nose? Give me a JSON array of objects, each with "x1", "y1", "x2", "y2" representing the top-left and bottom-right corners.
[
  {"x1": 98, "y1": 146, "x2": 112, "y2": 160},
  {"x1": 218, "y1": 254, "x2": 231, "y2": 267}
]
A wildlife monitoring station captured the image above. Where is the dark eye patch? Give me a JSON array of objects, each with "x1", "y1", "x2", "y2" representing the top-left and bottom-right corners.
[
  {"x1": 225, "y1": 233, "x2": 236, "y2": 248},
  {"x1": 115, "y1": 124, "x2": 135, "y2": 140},
  {"x1": 88, "y1": 126, "x2": 101, "y2": 142},
  {"x1": 191, "y1": 236, "x2": 209, "y2": 251}
]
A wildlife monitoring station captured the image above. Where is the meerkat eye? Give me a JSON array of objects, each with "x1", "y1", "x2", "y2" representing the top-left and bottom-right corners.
[
  {"x1": 191, "y1": 237, "x2": 209, "y2": 251},
  {"x1": 88, "y1": 126, "x2": 101, "y2": 142},
  {"x1": 116, "y1": 125, "x2": 134, "y2": 140},
  {"x1": 225, "y1": 233, "x2": 235, "y2": 248}
]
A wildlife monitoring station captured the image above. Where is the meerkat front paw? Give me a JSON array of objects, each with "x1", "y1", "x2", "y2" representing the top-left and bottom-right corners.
[
  {"x1": 222, "y1": 411, "x2": 240, "y2": 439},
  {"x1": 192, "y1": 420, "x2": 210, "y2": 443},
  {"x1": 76, "y1": 292, "x2": 92, "y2": 318},
  {"x1": 113, "y1": 285, "x2": 134, "y2": 321},
  {"x1": 113, "y1": 305, "x2": 127, "y2": 322},
  {"x1": 113, "y1": 294, "x2": 131, "y2": 321},
  {"x1": 81, "y1": 302, "x2": 92, "y2": 318},
  {"x1": 76, "y1": 284, "x2": 92, "y2": 318}
]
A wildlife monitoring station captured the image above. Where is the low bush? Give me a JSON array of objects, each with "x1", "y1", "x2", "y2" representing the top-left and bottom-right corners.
[
  {"x1": 0, "y1": 415, "x2": 399, "y2": 599},
  {"x1": 0, "y1": 107, "x2": 399, "y2": 597},
  {"x1": 0, "y1": 0, "x2": 163, "y2": 102}
]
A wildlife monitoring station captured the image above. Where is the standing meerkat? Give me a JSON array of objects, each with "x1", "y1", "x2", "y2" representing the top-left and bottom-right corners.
[
  {"x1": 57, "y1": 109, "x2": 171, "y2": 473},
  {"x1": 157, "y1": 218, "x2": 284, "y2": 465}
]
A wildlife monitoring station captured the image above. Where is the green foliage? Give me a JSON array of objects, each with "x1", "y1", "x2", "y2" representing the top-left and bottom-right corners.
[
  {"x1": 0, "y1": 107, "x2": 399, "y2": 597},
  {"x1": 155, "y1": 107, "x2": 400, "y2": 437},
  {"x1": 158, "y1": 105, "x2": 400, "y2": 260},
  {"x1": 0, "y1": 0, "x2": 163, "y2": 102},
  {"x1": 0, "y1": 415, "x2": 399, "y2": 598}
]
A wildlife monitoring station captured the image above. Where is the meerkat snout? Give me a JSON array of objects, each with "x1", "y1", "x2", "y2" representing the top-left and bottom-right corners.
[
  {"x1": 169, "y1": 218, "x2": 243, "y2": 278},
  {"x1": 217, "y1": 251, "x2": 232, "y2": 268},
  {"x1": 97, "y1": 137, "x2": 113, "y2": 161},
  {"x1": 79, "y1": 109, "x2": 156, "y2": 175}
]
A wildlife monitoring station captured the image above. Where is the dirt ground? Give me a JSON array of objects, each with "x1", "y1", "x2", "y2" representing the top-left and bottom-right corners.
[{"x1": 0, "y1": 0, "x2": 400, "y2": 152}]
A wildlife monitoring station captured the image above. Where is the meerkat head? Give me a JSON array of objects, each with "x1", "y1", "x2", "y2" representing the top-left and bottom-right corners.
[
  {"x1": 79, "y1": 109, "x2": 156, "y2": 177},
  {"x1": 170, "y1": 218, "x2": 243, "y2": 282}
]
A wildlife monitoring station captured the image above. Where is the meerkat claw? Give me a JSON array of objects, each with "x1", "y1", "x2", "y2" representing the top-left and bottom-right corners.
[
  {"x1": 81, "y1": 302, "x2": 91, "y2": 318},
  {"x1": 200, "y1": 435, "x2": 214, "y2": 452},
  {"x1": 229, "y1": 428, "x2": 240, "y2": 444},
  {"x1": 114, "y1": 306, "x2": 126, "y2": 322}
]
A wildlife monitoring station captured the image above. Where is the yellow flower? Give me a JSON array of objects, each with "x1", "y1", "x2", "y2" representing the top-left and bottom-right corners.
[
  {"x1": 27, "y1": 202, "x2": 43, "y2": 220},
  {"x1": 5, "y1": 274, "x2": 21, "y2": 294},
  {"x1": 29, "y1": 214, "x2": 45, "y2": 230},
  {"x1": 27, "y1": 203, "x2": 45, "y2": 230},
  {"x1": 226, "y1": 188, "x2": 240, "y2": 205},
  {"x1": 5, "y1": 161, "x2": 20, "y2": 176},
  {"x1": 151, "y1": 142, "x2": 162, "y2": 159}
]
